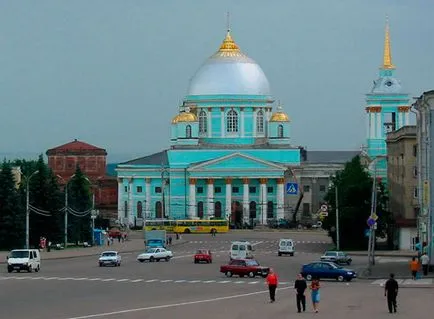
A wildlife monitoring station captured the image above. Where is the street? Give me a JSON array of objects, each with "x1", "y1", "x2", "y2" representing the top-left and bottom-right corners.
[{"x1": 0, "y1": 231, "x2": 432, "y2": 319}]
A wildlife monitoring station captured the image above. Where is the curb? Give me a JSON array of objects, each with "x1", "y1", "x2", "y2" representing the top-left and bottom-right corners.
[{"x1": 348, "y1": 252, "x2": 415, "y2": 258}]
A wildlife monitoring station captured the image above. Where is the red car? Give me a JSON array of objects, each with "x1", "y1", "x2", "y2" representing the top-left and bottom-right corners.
[
  {"x1": 194, "y1": 249, "x2": 212, "y2": 263},
  {"x1": 220, "y1": 259, "x2": 270, "y2": 278}
]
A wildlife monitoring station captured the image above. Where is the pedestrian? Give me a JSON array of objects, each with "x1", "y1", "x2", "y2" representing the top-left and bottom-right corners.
[
  {"x1": 294, "y1": 273, "x2": 307, "y2": 313},
  {"x1": 384, "y1": 273, "x2": 399, "y2": 313},
  {"x1": 309, "y1": 277, "x2": 320, "y2": 313},
  {"x1": 410, "y1": 256, "x2": 419, "y2": 280},
  {"x1": 168, "y1": 236, "x2": 172, "y2": 245},
  {"x1": 420, "y1": 253, "x2": 429, "y2": 276},
  {"x1": 265, "y1": 268, "x2": 278, "y2": 303}
]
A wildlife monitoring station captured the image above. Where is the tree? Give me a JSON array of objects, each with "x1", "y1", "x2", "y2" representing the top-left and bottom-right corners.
[
  {"x1": 0, "y1": 161, "x2": 25, "y2": 250},
  {"x1": 67, "y1": 166, "x2": 92, "y2": 244},
  {"x1": 321, "y1": 156, "x2": 392, "y2": 250}
]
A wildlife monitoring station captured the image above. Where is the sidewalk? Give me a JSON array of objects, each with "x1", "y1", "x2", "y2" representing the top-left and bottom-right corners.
[
  {"x1": 0, "y1": 237, "x2": 188, "y2": 264},
  {"x1": 347, "y1": 250, "x2": 417, "y2": 258}
]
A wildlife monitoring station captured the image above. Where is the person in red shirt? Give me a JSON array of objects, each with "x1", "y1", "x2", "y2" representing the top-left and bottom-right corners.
[{"x1": 266, "y1": 268, "x2": 278, "y2": 302}]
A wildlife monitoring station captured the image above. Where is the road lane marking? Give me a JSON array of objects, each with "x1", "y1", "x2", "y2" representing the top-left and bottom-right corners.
[
  {"x1": 218, "y1": 280, "x2": 231, "y2": 283},
  {"x1": 72, "y1": 278, "x2": 89, "y2": 281},
  {"x1": 30, "y1": 277, "x2": 43, "y2": 280},
  {"x1": 130, "y1": 279, "x2": 143, "y2": 282},
  {"x1": 145, "y1": 279, "x2": 158, "y2": 282},
  {"x1": 188, "y1": 280, "x2": 201, "y2": 283},
  {"x1": 88, "y1": 278, "x2": 101, "y2": 281},
  {"x1": 63, "y1": 286, "x2": 292, "y2": 319},
  {"x1": 248, "y1": 281, "x2": 259, "y2": 284},
  {"x1": 101, "y1": 279, "x2": 115, "y2": 282},
  {"x1": 174, "y1": 280, "x2": 186, "y2": 283},
  {"x1": 234, "y1": 281, "x2": 245, "y2": 284},
  {"x1": 116, "y1": 279, "x2": 129, "y2": 282},
  {"x1": 203, "y1": 280, "x2": 216, "y2": 283},
  {"x1": 251, "y1": 241, "x2": 264, "y2": 246},
  {"x1": 160, "y1": 279, "x2": 173, "y2": 283},
  {"x1": 172, "y1": 254, "x2": 195, "y2": 259}
]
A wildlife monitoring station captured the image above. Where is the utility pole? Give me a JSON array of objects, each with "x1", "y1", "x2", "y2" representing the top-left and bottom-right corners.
[
  {"x1": 335, "y1": 185, "x2": 340, "y2": 251},
  {"x1": 64, "y1": 183, "x2": 68, "y2": 248},
  {"x1": 25, "y1": 170, "x2": 39, "y2": 249}
]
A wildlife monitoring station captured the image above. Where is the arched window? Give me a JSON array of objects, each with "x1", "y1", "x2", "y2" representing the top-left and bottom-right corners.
[
  {"x1": 137, "y1": 201, "x2": 143, "y2": 219},
  {"x1": 214, "y1": 201, "x2": 222, "y2": 218},
  {"x1": 256, "y1": 110, "x2": 264, "y2": 134},
  {"x1": 199, "y1": 110, "x2": 207, "y2": 134},
  {"x1": 249, "y1": 201, "x2": 257, "y2": 219},
  {"x1": 267, "y1": 201, "x2": 274, "y2": 219},
  {"x1": 278, "y1": 125, "x2": 284, "y2": 138},
  {"x1": 124, "y1": 201, "x2": 128, "y2": 218},
  {"x1": 186, "y1": 125, "x2": 192, "y2": 138},
  {"x1": 155, "y1": 201, "x2": 162, "y2": 219},
  {"x1": 197, "y1": 201, "x2": 204, "y2": 219},
  {"x1": 226, "y1": 109, "x2": 239, "y2": 133}
]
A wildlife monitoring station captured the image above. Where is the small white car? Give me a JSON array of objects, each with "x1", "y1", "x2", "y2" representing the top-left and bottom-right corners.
[
  {"x1": 137, "y1": 248, "x2": 173, "y2": 262},
  {"x1": 98, "y1": 251, "x2": 121, "y2": 267},
  {"x1": 278, "y1": 239, "x2": 295, "y2": 256}
]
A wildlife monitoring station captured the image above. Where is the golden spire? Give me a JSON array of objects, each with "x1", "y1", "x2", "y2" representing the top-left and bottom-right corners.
[
  {"x1": 382, "y1": 16, "x2": 395, "y2": 69},
  {"x1": 217, "y1": 11, "x2": 241, "y2": 54}
]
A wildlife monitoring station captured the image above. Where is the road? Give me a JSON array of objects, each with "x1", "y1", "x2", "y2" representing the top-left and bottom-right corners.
[{"x1": 0, "y1": 231, "x2": 432, "y2": 319}]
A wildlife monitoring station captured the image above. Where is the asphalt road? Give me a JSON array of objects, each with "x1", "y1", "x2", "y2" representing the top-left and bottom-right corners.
[{"x1": 0, "y1": 231, "x2": 430, "y2": 319}]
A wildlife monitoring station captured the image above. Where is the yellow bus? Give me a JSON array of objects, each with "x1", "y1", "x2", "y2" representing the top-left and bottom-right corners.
[
  {"x1": 173, "y1": 219, "x2": 229, "y2": 234},
  {"x1": 143, "y1": 219, "x2": 176, "y2": 232}
]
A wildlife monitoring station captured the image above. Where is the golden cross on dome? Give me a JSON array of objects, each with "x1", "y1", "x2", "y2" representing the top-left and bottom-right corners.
[{"x1": 226, "y1": 11, "x2": 230, "y2": 32}]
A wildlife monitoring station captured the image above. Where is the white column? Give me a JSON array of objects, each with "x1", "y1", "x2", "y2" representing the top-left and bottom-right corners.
[
  {"x1": 188, "y1": 179, "x2": 196, "y2": 218},
  {"x1": 253, "y1": 111, "x2": 257, "y2": 136},
  {"x1": 225, "y1": 178, "x2": 232, "y2": 220},
  {"x1": 276, "y1": 178, "x2": 284, "y2": 220},
  {"x1": 128, "y1": 178, "x2": 133, "y2": 225},
  {"x1": 376, "y1": 112, "x2": 382, "y2": 138},
  {"x1": 208, "y1": 108, "x2": 212, "y2": 138},
  {"x1": 259, "y1": 178, "x2": 267, "y2": 225},
  {"x1": 240, "y1": 108, "x2": 245, "y2": 138},
  {"x1": 117, "y1": 178, "x2": 123, "y2": 221},
  {"x1": 243, "y1": 178, "x2": 249, "y2": 224},
  {"x1": 206, "y1": 179, "x2": 214, "y2": 218},
  {"x1": 369, "y1": 113, "x2": 375, "y2": 138},
  {"x1": 145, "y1": 178, "x2": 151, "y2": 219},
  {"x1": 405, "y1": 112, "x2": 410, "y2": 126},
  {"x1": 220, "y1": 108, "x2": 225, "y2": 138}
]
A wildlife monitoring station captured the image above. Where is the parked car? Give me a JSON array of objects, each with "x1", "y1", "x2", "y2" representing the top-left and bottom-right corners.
[
  {"x1": 194, "y1": 249, "x2": 212, "y2": 264},
  {"x1": 320, "y1": 251, "x2": 352, "y2": 265},
  {"x1": 137, "y1": 248, "x2": 173, "y2": 262},
  {"x1": 300, "y1": 261, "x2": 357, "y2": 282},
  {"x1": 278, "y1": 238, "x2": 295, "y2": 256},
  {"x1": 220, "y1": 259, "x2": 269, "y2": 278},
  {"x1": 98, "y1": 251, "x2": 121, "y2": 267}
]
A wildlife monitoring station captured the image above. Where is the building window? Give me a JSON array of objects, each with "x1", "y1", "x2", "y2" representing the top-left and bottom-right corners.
[
  {"x1": 413, "y1": 144, "x2": 417, "y2": 157},
  {"x1": 186, "y1": 125, "x2": 192, "y2": 138},
  {"x1": 267, "y1": 201, "x2": 274, "y2": 218},
  {"x1": 249, "y1": 201, "x2": 257, "y2": 219},
  {"x1": 256, "y1": 110, "x2": 264, "y2": 134},
  {"x1": 124, "y1": 186, "x2": 128, "y2": 192},
  {"x1": 215, "y1": 187, "x2": 222, "y2": 194},
  {"x1": 136, "y1": 186, "x2": 142, "y2": 193},
  {"x1": 124, "y1": 201, "x2": 128, "y2": 218},
  {"x1": 302, "y1": 203, "x2": 310, "y2": 214},
  {"x1": 155, "y1": 201, "x2": 162, "y2": 218},
  {"x1": 232, "y1": 186, "x2": 239, "y2": 193},
  {"x1": 197, "y1": 187, "x2": 204, "y2": 194},
  {"x1": 226, "y1": 109, "x2": 239, "y2": 133},
  {"x1": 214, "y1": 201, "x2": 222, "y2": 218},
  {"x1": 278, "y1": 125, "x2": 284, "y2": 138},
  {"x1": 155, "y1": 187, "x2": 162, "y2": 193},
  {"x1": 303, "y1": 185, "x2": 310, "y2": 192},
  {"x1": 199, "y1": 110, "x2": 207, "y2": 134},
  {"x1": 413, "y1": 166, "x2": 418, "y2": 177},
  {"x1": 414, "y1": 187, "x2": 418, "y2": 198},
  {"x1": 249, "y1": 186, "x2": 256, "y2": 194},
  {"x1": 267, "y1": 186, "x2": 274, "y2": 194},
  {"x1": 137, "y1": 201, "x2": 143, "y2": 218},
  {"x1": 319, "y1": 185, "x2": 326, "y2": 192},
  {"x1": 197, "y1": 201, "x2": 204, "y2": 219}
]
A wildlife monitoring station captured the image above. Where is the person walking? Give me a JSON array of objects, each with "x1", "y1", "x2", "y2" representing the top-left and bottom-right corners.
[
  {"x1": 309, "y1": 277, "x2": 320, "y2": 313},
  {"x1": 294, "y1": 273, "x2": 307, "y2": 313},
  {"x1": 265, "y1": 268, "x2": 278, "y2": 303},
  {"x1": 420, "y1": 253, "x2": 430, "y2": 276},
  {"x1": 410, "y1": 257, "x2": 419, "y2": 280},
  {"x1": 384, "y1": 273, "x2": 399, "y2": 313}
]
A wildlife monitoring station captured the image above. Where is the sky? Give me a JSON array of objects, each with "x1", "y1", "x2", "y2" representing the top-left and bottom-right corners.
[{"x1": 0, "y1": 0, "x2": 433, "y2": 162}]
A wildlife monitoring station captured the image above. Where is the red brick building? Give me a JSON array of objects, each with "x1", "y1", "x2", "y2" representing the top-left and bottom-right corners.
[{"x1": 46, "y1": 139, "x2": 118, "y2": 221}]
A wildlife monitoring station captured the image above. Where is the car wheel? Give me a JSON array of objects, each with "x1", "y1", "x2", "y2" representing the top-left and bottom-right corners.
[
  {"x1": 306, "y1": 274, "x2": 312, "y2": 281},
  {"x1": 7, "y1": 267, "x2": 12, "y2": 273},
  {"x1": 194, "y1": 259, "x2": 198, "y2": 264},
  {"x1": 184, "y1": 228, "x2": 191, "y2": 234},
  {"x1": 99, "y1": 263, "x2": 103, "y2": 267},
  {"x1": 248, "y1": 271, "x2": 255, "y2": 278},
  {"x1": 156, "y1": 258, "x2": 160, "y2": 262},
  {"x1": 35, "y1": 265, "x2": 40, "y2": 272},
  {"x1": 278, "y1": 252, "x2": 282, "y2": 256},
  {"x1": 165, "y1": 257, "x2": 170, "y2": 262},
  {"x1": 138, "y1": 259, "x2": 144, "y2": 263},
  {"x1": 150, "y1": 256, "x2": 155, "y2": 262},
  {"x1": 347, "y1": 261, "x2": 352, "y2": 265},
  {"x1": 118, "y1": 263, "x2": 121, "y2": 267},
  {"x1": 27, "y1": 266, "x2": 32, "y2": 273},
  {"x1": 290, "y1": 253, "x2": 294, "y2": 257},
  {"x1": 337, "y1": 275, "x2": 344, "y2": 282},
  {"x1": 346, "y1": 278, "x2": 352, "y2": 282},
  {"x1": 225, "y1": 271, "x2": 233, "y2": 278}
]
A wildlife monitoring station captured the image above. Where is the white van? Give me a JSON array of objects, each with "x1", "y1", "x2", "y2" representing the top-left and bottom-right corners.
[
  {"x1": 230, "y1": 241, "x2": 254, "y2": 260},
  {"x1": 278, "y1": 239, "x2": 295, "y2": 256},
  {"x1": 7, "y1": 249, "x2": 41, "y2": 273}
]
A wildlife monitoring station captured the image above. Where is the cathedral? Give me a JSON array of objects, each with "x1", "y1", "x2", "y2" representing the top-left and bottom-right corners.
[{"x1": 116, "y1": 28, "x2": 301, "y2": 226}]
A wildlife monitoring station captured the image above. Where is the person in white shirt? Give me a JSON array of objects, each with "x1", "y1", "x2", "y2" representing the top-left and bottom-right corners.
[{"x1": 420, "y1": 253, "x2": 430, "y2": 276}]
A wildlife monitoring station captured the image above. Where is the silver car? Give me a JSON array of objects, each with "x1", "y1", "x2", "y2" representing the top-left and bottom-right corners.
[{"x1": 98, "y1": 251, "x2": 122, "y2": 267}]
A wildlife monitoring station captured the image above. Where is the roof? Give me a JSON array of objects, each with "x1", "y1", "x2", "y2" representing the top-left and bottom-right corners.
[
  {"x1": 120, "y1": 150, "x2": 168, "y2": 166},
  {"x1": 303, "y1": 151, "x2": 361, "y2": 164},
  {"x1": 46, "y1": 139, "x2": 107, "y2": 155}
]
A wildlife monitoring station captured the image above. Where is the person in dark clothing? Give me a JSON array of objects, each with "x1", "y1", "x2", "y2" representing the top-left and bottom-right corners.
[
  {"x1": 384, "y1": 273, "x2": 399, "y2": 313},
  {"x1": 294, "y1": 273, "x2": 307, "y2": 312}
]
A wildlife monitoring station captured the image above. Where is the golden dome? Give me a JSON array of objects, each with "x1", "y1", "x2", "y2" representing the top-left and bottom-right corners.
[
  {"x1": 269, "y1": 104, "x2": 290, "y2": 122},
  {"x1": 171, "y1": 112, "x2": 198, "y2": 124}
]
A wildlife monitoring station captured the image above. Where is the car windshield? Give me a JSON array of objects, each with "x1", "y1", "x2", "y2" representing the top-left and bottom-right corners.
[
  {"x1": 329, "y1": 263, "x2": 341, "y2": 269},
  {"x1": 10, "y1": 251, "x2": 29, "y2": 258},
  {"x1": 102, "y1": 252, "x2": 116, "y2": 257},
  {"x1": 145, "y1": 248, "x2": 157, "y2": 253},
  {"x1": 196, "y1": 250, "x2": 207, "y2": 254},
  {"x1": 325, "y1": 252, "x2": 335, "y2": 256},
  {"x1": 245, "y1": 260, "x2": 259, "y2": 266}
]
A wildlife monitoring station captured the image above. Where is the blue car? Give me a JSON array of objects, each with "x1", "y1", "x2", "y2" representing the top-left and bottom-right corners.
[{"x1": 301, "y1": 261, "x2": 357, "y2": 282}]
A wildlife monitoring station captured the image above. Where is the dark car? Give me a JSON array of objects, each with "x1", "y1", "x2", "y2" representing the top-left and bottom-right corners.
[
  {"x1": 320, "y1": 251, "x2": 352, "y2": 265},
  {"x1": 220, "y1": 259, "x2": 269, "y2": 278},
  {"x1": 301, "y1": 261, "x2": 357, "y2": 282}
]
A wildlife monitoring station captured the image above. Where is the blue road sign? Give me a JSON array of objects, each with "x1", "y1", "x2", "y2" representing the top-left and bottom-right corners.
[
  {"x1": 286, "y1": 182, "x2": 298, "y2": 195},
  {"x1": 367, "y1": 218, "x2": 376, "y2": 227},
  {"x1": 364, "y1": 229, "x2": 371, "y2": 238}
]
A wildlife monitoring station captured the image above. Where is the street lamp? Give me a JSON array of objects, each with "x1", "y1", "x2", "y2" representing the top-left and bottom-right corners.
[
  {"x1": 160, "y1": 165, "x2": 169, "y2": 219},
  {"x1": 23, "y1": 170, "x2": 39, "y2": 249}
]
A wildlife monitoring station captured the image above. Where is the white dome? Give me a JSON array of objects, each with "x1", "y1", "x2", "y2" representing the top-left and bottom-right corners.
[{"x1": 187, "y1": 31, "x2": 271, "y2": 96}]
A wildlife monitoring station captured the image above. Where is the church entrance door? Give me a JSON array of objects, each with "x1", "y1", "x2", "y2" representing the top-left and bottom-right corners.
[{"x1": 231, "y1": 201, "x2": 243, "y2": 228}]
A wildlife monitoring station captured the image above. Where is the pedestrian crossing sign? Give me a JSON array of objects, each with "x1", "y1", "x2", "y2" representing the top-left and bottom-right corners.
[{"x1": 286, "y1": 182, "x2": 298, "y2": 195}]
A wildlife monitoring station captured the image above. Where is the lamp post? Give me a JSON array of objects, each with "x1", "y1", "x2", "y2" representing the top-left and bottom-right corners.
[
  {"x1": 24, "y1": 170, "x2": 39, "y2": 249},
  {"x1": 161, "y1": 165, "x2": 169, "y2": 219},
  {"x1": 335, "y1": 185, "x2": 340, "y2": 251}
]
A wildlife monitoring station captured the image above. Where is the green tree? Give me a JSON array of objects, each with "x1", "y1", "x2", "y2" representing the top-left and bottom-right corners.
[
  {"x1": 0, "y1": 161, "x2": 25, "y2": 249},
  {"x1": 67, "y1": 166, "x2": 92, "y2": 244}
]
